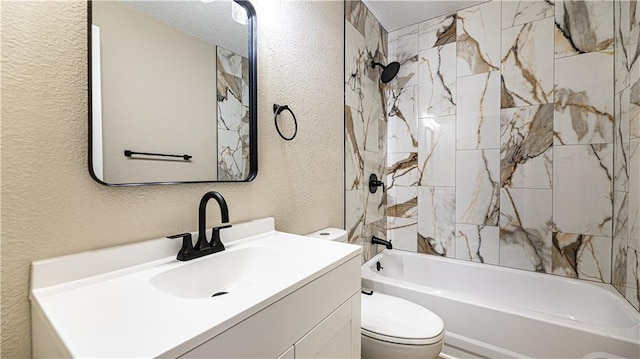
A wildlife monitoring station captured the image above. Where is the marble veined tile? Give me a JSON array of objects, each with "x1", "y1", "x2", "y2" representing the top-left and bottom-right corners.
[
  {"x1": 217, "y1": 129, "x2": 245, "y2": 181},
  {"x1": 554, "y1": 51, "x2": 614, "y2": 145},
  {"x1": 217, "y1": 48, "x2": 248, "y2": 135},
  {"x1": 455, "y1": 224, "x2": 499, "y2": 265},
  {"x1": 614, "y1": 191, "x2": 629, "y2": 242},
  {"x1": 345, "y1": 105, "x2": 364, "y2": 190},
  {"x1": 365, "y1": 6, "x2": 386, "y2": 53},
  {"x1": 418, "y1": 43, "x2": 457, "y2": 117},
  {"x1": 418, "y1": 187, "x2": 456, "y2": 258},
  {"x1": 612, "y1": 233, "x2": 628, "y2": 294},
  {"x1": 390, "y1": 24, "x2": 419, "y2": 62},
  {"x1": 500, "y1": 188, "x2": 553, "y2": 273},
  {"x1": 625, "y1": 249, "x2": 640, "y2": 310},
  {"x1": 387, "y1": 86, "x2": 418, "y2": 153},
  {"x1": 631, "y1": 70, "x2": 640, "y2": 140},
  {"x1": 500, "y1": 104, "x2": 553, "y2": 189},
  {"x1": 393, "y1": 57, "x2": 419, "y2": 90},
  {"x1": 361, "y1": 76, "x2": 384, "y2": 152},
  {"x1": 378, "y1": 114, "x2": 387, "y2": 155},
  {"x1": 630, "y1": 141, "x2": 640, "y2": 241},
  {"x1": 364, "y1": 151, "x2": 386, "y2": 224},
  {"x1": 457, "y1": 1, "x2": 501, "y2": 77},
  {"x1": 217, "y1": 57, "x2": 243, "y2": 101},
  {"x1": 418, "y1": 115, "x2": 456, "y2": 187},
  {"x1": 241, "y1": 57, "x2": 248, "y2": 88},
  {"x1": 419, "y1": 14, "x2": 456, "y2": 51},
  {"x1": 364, "y1": 11, "x2": 388, "y2": 83},
  {"x1": 389, "y1": 24, "x2": 419, "y2": 88},
  {"x1": 220, "y1": 89, "x2": 249, "y2": 180},
  {"x1": 387, "y1": 185, "x2": 417, "y2": 218},
  {"x1": 555, "y1": 0, "x2": 614, "y2": 58},
  {"x1": 456, "y1": 149, "x2": 500, "y2": 226},
  {"x1": 387, "y1": 152, "x2": 418, "y2": 189},
  {"x1": 553, "y1": 144, "x2": 613, "y2": 237},
  {"x1": 615, "y1": 0, "x2": 631, "y2": 94},
  {"x1": 388, "y1": 216, "x2": 418, "y2": 252},
  {"x1": 345, "y1": 20, "x2": 367, "y2": 111},
  {"x1": 614, "y1": 88, "x2": 630, "y2": 192},
  {"x1": 217, "y1": 47, "x2": 243, "y2": 78},
  {"x1": 345, "y1": 0, "x2": 367, "y2": 36},
  {"x1": 217, "y1": 80, "x2": 245, "y2": 131},
  {"x1": 457, "y1": 71, "x2": 500, "y2": 150},
  {"x1": 502, "y1": 0, "x2": 554, "y2": 29},
  {"x1": 631, "y1": 24, "x2": 640, "y2": 75},
  {"x1": 346, "y1": 189, "x2": 364, "y2": 245},
  {"x1": 552, "y1": 232, "x2": 612, "y2": 283},
  {"x1": 501, "y1": 18, "x2": 554, "y2": 108},
  {"x1": 241, "y1": 77, "x2": 249, "y2": 108},
  {"x1": 363, "y1": 218, "x2": 386, "y2": 261},
  {"x1": 386, "y1": 153, "x2": 417, "y2": 219},
  {"x1": 367, "y1": 149, "x2": 386, "y2": 177}
]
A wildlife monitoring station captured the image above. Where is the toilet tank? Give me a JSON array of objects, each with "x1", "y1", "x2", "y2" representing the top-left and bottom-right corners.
[{"x1": 306, "y1": 228, "x2": 347, "y2": 243}]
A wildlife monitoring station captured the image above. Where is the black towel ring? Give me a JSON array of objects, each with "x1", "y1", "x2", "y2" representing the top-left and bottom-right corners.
[{"x1": 273, "y1": 103, "x2": 298, "y2": 141}]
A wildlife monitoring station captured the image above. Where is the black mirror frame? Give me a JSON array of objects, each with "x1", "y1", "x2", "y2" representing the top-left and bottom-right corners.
[{"x1": 87, "y1": 0, "x2": 258, "y2": 186}]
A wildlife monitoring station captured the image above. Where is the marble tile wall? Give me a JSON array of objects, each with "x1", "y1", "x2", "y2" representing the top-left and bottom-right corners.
[
  {"x1": 344, "y1": 0, "x2": 388, "y2": 262},
  {"x1": 384, "y1": 0, "x2": 639, "y2": 312},
  {"x1": 216, "y1": 47, "x2": 250, "y2": 180},
  {"x1": 612, "y1": 0, "x2": 640, "y2": 311}
]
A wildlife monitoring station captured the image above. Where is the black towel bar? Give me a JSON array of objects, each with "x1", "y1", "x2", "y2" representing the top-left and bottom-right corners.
[{"x1": 124, "y1": 150, "x2": 192, "y2": 161}]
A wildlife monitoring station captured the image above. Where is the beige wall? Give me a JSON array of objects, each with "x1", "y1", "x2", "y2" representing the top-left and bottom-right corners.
[
  {"x1": 0, "y1": 1, "x2": 344, "y2": 356},
  {"x1": 93, "y1": 1, "x2": 218, "y2": 183}
]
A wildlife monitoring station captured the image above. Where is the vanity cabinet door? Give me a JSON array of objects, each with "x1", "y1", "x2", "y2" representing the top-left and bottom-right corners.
[{"x1": 294, "y1": 294, "x2": 360, "y2": 359}]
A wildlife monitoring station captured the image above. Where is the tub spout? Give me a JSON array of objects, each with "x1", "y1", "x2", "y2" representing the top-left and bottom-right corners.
[{"x1": 371, "y1": 236, "x2": 392, "y2": 249}]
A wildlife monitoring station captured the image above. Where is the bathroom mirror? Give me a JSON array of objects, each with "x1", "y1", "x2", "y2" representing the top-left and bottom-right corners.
[{"x1": 88, "y1": 0, "x2": 257, "y2": 185}]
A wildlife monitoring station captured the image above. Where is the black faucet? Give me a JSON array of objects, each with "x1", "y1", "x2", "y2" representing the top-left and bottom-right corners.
[
  {"x1": 371, "y1": 236, "x2": 392, "y2": 249},
  {"x1": 169, "y1": 191, "x2": 232, "y2": 261}
]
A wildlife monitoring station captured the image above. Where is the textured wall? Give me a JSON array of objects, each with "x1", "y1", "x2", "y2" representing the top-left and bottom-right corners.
[{"x1": 0, "y1": 0, "x2": 344, "y2": 356}]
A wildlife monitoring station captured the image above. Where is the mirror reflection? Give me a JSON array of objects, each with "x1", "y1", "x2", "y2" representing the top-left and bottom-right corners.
[{"x1": 89, "y1": 0, "x2": 256, "y2": 185}]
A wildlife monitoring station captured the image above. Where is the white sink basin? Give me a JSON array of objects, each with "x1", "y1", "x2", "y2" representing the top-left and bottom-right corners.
[{"x1": 150, "y1": 246, "x2": 299, "y2": 299}]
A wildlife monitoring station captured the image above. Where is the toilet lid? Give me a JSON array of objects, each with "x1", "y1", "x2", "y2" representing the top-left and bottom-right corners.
[{"x1": 361, "y1": 292, "x2": 444, "y2": 346}]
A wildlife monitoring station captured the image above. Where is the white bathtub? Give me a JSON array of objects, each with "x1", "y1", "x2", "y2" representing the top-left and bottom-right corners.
[{"x1": 361, "y1": 250, "x2": 640, "y2": 359}]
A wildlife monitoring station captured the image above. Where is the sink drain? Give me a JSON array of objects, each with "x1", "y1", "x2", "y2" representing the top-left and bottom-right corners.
[{"x1": 211, "y1": 291, "x2": 229, "y2": 297}]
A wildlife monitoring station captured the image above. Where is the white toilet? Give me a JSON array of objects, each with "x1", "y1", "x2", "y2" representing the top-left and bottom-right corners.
[{"x1": 306, "y1": 228, "x2": 445, "y2": 359}]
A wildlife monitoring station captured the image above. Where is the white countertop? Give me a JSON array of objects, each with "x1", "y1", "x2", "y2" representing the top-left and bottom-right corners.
[{"x1": 30, "y1": 218, "x2": 361, "y2": 358}]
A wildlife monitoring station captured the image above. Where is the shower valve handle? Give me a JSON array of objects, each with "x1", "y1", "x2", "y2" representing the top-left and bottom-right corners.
[{"x1": 369, "y1": 174, "x2": 385, "y2": 194}]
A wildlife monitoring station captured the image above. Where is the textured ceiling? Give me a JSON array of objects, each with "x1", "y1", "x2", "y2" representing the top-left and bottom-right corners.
[
  {"x1": 123, "y1": 0, "x2": 248, "y2": 57},
  {"x1": 362, "y1": 0, "x2": 487, "y2": 32}
]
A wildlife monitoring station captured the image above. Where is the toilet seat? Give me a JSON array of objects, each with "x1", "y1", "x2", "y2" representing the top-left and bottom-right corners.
[{"x1": 361, "y1": 292, "x2": 445, "y2": 346}]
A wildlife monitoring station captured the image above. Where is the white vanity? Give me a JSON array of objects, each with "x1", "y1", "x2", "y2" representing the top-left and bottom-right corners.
[{"x1": 30, "y1": 218, "x2": 362, "y2": 358}]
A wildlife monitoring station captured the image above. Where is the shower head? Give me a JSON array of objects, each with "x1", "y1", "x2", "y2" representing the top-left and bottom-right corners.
[{"x1": 372, "y1": 61, "x2": 400, "y2": 83}]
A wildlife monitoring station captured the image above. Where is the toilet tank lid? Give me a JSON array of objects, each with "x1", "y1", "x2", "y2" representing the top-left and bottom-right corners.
[
  {"x1": 361, "y1": 292, "x2": 444, "y2": 342},
  {"x1": 306, "y1": 228, "x2": 347, "y2": 242}
]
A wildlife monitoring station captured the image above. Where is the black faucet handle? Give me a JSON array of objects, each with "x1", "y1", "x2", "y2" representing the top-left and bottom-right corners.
[
  {"x1": 210, "y1": 224, "x2": 232, "y2": 249},
  {"x1": 168, "y1": 233, "x2": 196, "y2": 261},
  {"x1": 209, "y1": 224, "x2": 232, "y2": 249}
]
